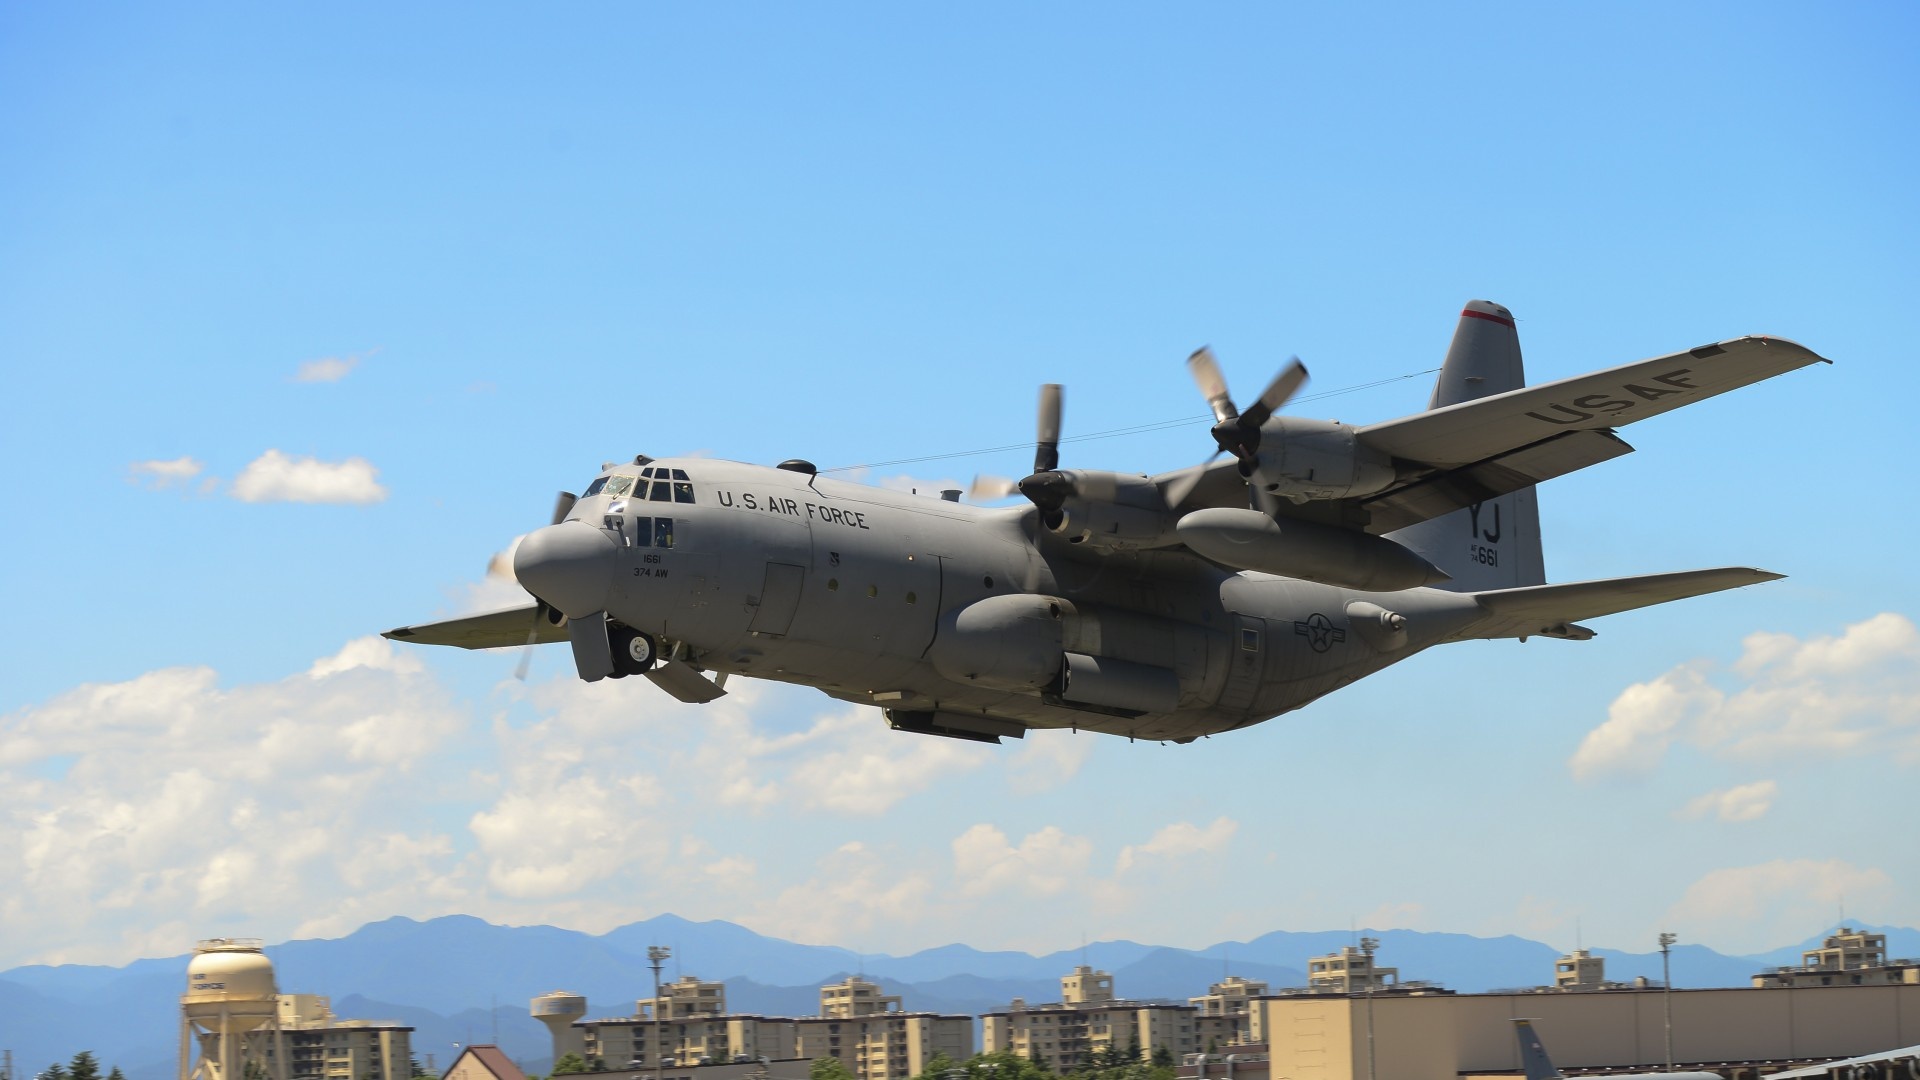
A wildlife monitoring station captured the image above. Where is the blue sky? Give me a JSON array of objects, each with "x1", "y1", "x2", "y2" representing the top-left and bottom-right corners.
[{"x1": 3, "y1": 3, "x2": 1916, "y2": 974}]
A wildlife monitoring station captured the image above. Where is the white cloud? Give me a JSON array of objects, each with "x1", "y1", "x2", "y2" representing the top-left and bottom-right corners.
[
  {"x1": 1570, "y1": 613, "x2": 1920, "y2": 780},
  {"x1": 747, "y1": 842, "x2": 940, "y2": 948},
  {"x1": 1678, "y1": 780, "x2": 1779, "y2": 823},
  {"x1": 230, "y1": 449, "x2": 387, "y2": 504},
  {"x1": 129, "y1": 456, "x2": 205, "y2": 490},
  {"x1": 783, "y1": 710, "x2": 993, "y2": 814},
  {"x1": 952, "y1": 824, "x2": 1094, "y2": 898},
  {"x1": 1665, "y1": 859, "x2": 1895, "y2": 955},
  {"x1": 1569, "y1": 662, "x2": 1718, "y2": 780},
  {"x1": 1115, "y1": 817, "x2": 1237, "y2": 874},
  {"x1": 0, "y1": 648, "x2": 469, "y2": 965},
  {"x1": 293, "y1": 353, "x2": 363, "y2": 383},
  {"x1": 1005, "y1": 729, "x2": 1097, "y2": 794}
]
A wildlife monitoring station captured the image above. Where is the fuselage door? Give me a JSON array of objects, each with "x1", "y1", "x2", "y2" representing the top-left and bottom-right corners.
[
  {"x1": 1218, "y1": 614, "x2": 1266, "y2": 712},
  {"x1": 748, "y1": 562, "x2": 806, "y2": 637}
]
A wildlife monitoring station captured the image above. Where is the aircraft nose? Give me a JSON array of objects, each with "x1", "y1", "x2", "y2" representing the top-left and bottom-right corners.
[{"x1": 513, "y1": 522, "x2": 617, "y2": 618}]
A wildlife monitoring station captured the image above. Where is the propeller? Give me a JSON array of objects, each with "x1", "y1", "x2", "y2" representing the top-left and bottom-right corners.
[
  {"x1": 506, "y1": 491, "x2": 579, "y2": 680},
  {"x1": 1162, "y1": 350, "x2": 1308, "y2": 509},
  {"x1": 970, "y1": 383, "x2": 1065, "y2": 514}
]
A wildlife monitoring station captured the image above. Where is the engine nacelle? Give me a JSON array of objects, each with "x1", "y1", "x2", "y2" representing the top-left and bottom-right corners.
[
  {"x1": 1047, "y1": 470, "x2": 1180, "y2": 549},
  {"x1": 927, "y1": 594, "x2": 1073, "y2": 690},
  {"x1": 1249, "y1": 417, "x2": 1396, "y2": 503},
  {"x1": 1177, "y1": 507, "x2": 1449, "y2": 591}
]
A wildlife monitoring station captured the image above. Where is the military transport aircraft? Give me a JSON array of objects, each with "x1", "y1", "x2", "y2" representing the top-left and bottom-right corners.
[{"x1": 384, "y1": 301, "x2": 1828, "y2": 744}]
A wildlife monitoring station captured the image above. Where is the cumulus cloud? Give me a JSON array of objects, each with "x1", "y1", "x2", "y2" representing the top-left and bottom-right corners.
[
  {"x1": 1665, "y1": 859, "x2": 1894, "y2": 954},
  {"x1": 1678, "y1": 780, "x2": 1779, "y2": 823},
  {"x1": 293, "y1": 353, "x2": 364, "y2": 383},
  {"x1": 230, "y1": 449, "x2": 387, "y2": 504},
  {"x1": 952, "y1": 824, "x2": 1095, "y2": 898},
  {"x1": 782, "y1": 710, "x2": 993, "y2": 814},
  {"x1": 1570, "y1": 613, "x2": 1920, "y2": 780},
  {"x1": 1005, "y1": 729, "x2": 1097, "y2": 794},
  {"x1": 129, "y1": 456, "x2": 205, "y2": 490},
  {"x1": 1115, "y1": 817, "x2": 1237, "y2": 874},
  {"x1": 0, "y1": 642, "x2": 469, "y2": 964}
]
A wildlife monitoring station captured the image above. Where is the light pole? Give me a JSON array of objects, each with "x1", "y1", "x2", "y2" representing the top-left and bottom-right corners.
[
  {"x1": 648, "y1": 946, "x2": 672, "y2": 1080},
  {"x1": 1358, "y1": 937, "x2": 1380, "y2": 1080},
  {"x1": 1659, "y1": 932, "x2": 1677, "y2": 1071}
]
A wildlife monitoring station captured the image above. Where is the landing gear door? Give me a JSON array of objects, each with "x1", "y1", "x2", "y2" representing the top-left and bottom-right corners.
[{"x1": 1217, "y1": 614, "x2": 1266, "y2": 712}]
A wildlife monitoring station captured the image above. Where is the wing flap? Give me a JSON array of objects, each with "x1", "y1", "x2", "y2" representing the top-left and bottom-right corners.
[
  {"x1": 382, "y1": 603, "x2": 566, "y2": 650},
  {"x1": 1465, "y1": 567, "x2": 1784, "y2": 640},
  {"x1": 1359, "y1": 335, "x2": 1828, "y2": 467},
  {"x1": 1364, "y1": 428, "x2": 1635, "y2": 533}
]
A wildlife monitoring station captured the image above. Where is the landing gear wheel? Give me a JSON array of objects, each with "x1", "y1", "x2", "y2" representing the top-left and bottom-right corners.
[{"x1": 611, "y1": 626, "x2": 657, "y2": 676}]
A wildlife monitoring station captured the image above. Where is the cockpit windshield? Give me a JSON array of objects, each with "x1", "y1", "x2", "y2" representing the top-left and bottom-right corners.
[{"x1": 583, "y1": 474, "x2": 636, "y2": 498}]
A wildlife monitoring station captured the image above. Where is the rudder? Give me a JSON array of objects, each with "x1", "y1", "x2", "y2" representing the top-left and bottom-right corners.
[{"x1": 1386, "y1": 300, "x2": 1547, "y2": 592}]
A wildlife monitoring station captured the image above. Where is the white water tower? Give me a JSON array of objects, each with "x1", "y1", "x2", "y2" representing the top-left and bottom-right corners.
[
  {"x1": 531, "y1": 991, "x2": 588, "y2": 1064},
  {"x1": 180, "y1": 939, "x2": 288, "y2": 1080}
]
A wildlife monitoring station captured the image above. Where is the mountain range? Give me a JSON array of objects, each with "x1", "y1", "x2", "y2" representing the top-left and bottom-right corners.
[{"x1": 5, "y1": 915, "x2": 1914, "y2": 1080}]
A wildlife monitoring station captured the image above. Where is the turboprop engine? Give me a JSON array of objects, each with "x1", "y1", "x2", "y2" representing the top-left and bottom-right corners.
[
  {"x1": 1033, "y1": 470, "x2": 1180, "y2": 550},
  {"x1": 1246, "y1": 417, "x2": 1397, "y2": 503},
  {"x1": 1176, "y1": 507, "x2": 1448, "y2": 591}
]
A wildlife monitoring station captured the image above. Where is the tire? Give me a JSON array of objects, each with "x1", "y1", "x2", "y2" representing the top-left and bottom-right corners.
[{"x1": 611, "y1": 626, "x2": 656, "y2": 676}]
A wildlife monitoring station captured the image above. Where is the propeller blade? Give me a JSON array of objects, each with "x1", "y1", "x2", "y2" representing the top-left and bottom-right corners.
[
  {"x1": 1239, "y1": 357, "x2": 1309, "y2": 430},
  {"x1": 1035, "y1": 384, "x2": 1063, "y2": 473},
  {"x1": 1187, "y1": 347, "x2": 1239, "y2": 424},
  {"x1": 1161, "y1": 452, "x2": 1223, "y2": 509},
  {"x1": 512, "y1": 605, "x2": 542, "y2": 681},
  {"x1": 969, "y1": 474, "x2": 1020, "y2": 501},
  {"x1": 550, "y1": 491, "x2": 578, "y2": 526},
  {"x1": 568, "y1": 609, "x2": 615, "y2": 682}
]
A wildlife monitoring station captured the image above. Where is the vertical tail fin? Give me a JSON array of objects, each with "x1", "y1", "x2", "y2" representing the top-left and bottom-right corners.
[
  {"x1": 1511, "y1": 1020, "x2": 1563, "y2": 1080},
  {"x1": 1386, "y1": 300, "x2": 1547, "y2": 591}
]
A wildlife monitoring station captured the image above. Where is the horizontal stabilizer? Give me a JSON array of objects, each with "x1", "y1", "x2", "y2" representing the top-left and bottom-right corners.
[
  {"x1": 382, "y1": 603, "x2": 567, "y2": 650},
  {"x1": 1467, "y1": 567, "x2": 1783, "y2": 640}
]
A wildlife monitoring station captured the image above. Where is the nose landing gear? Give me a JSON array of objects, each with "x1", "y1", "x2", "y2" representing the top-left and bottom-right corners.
[{"x1": 609, "y1": 626, "x2": 657, "y2": 677}]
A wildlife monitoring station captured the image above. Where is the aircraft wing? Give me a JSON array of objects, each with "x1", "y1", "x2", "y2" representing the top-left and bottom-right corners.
[
  {"x1": 1357, "y1": 335, "x2": 1828, "y2": 466},
  {"x1": 381, "y1": 603, "x2": 566, "y2": 649}
]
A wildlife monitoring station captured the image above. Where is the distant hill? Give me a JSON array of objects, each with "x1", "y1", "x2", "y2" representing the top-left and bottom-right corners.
[{"x1": 5, "y1": 915, "x2": 1911, "y2": 1080}]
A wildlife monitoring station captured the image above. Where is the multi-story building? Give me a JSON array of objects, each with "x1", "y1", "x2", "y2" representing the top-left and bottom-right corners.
[
  {"x1": 794, "y1": 978, "x2": 971, "y2": 1080},
  {"x1": 266, "y1": 995, "x2": 413, "y2": 1080},
  {"x1": 582, "y1": 976, "x2": 798, "y2": 1068},
  {"x1": 1752, "y1": 927, "x2": 1920, "y2": 989},
  {"x1": 982, "y1": 967, "x2": 1246, "y2": 1070},
  {"x1": 1306, "y1": 947, "x2": 1399, "y2": 994},
  {"x1": 1553, "y1": 949, "x2": 1607, "y2": 990},
  {"x1": 820, "y1": 977, "x2": 903, "y2": 1018}
]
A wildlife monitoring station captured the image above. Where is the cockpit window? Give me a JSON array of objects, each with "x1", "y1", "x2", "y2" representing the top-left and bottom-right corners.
[
  {"x1": 604, "y1": 475, "x2": 635, "y2": 498},
  {"x1": 583, "y1": 476, "x2": 609, "y2": 497},
  {"x1": 649, "y1": 480, "x2": 673, "y2": 502},
  {"x1": 673, "y1": 481, "x2": 694, "y2": 503},
  {"x1": 671, "y1": 469, "x2": 689, "y2": 481}
]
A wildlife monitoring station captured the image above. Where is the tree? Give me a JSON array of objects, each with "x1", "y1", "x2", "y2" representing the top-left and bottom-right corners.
[
  {"x1": 243, "y1": 1061, "x2": 269, "y2": 1080},
  {"x1": 1149, "y1": 1047, "x2": 1173, "y2": 1069},
  {"x1": 551, "y1": 1054, "x2": 590, "y2": 1076},
  {"x1": 810, "y1": 1059, "x2": 856, "y2": 1080},
  {"x1": 42, "y1": 1065, "x2": 69, "y2": 1080},
  {"x1": 68, "y1": 1054, "x2": 102, "y2": 1080},
  {"x1": 107, "y1": 1070, "x2": 127, "y2": 1080}
]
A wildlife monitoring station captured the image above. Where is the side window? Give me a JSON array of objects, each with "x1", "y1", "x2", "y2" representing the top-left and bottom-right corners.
[
  {"x1": 649, "y1": 481, "x2": 673, "y2": 502},
  {"x1": 634, "y1": 517, "x2": 653, "y2": 547},
  {"x1": 673, "y1": 481, "x2": 694, "y2": 503},
  {"x1": 654, "y1": 517, "x2": 675, "y2": 548},
  {"x1": 583, "y1": 476, "x2": 610, "y2": 497}
]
